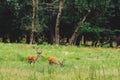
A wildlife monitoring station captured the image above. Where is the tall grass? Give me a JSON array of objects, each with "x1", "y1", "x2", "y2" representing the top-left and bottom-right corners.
[{"x1": 0, "y1": 43, "x2": 120, "y2": 80}]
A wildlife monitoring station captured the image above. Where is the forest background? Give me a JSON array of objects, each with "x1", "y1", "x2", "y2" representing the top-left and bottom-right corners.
[{"x1": 0, "y1": 0, "x2": 120, "y2": 47}]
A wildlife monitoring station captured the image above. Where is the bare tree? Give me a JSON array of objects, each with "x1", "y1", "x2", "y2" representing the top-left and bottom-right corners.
[
  {"x1": 30, "y1": 0, "x2": 36, "y2": 44},
  {"x1": 55, "y1": 0, "x2": 64, "y2": 44},
  {"x1": 69, "y1": 9, "x2": 91, "y2": 45}
]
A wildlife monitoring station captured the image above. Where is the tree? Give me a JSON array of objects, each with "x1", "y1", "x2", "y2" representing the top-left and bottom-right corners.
[
  {"x1": 30, "y1": 0, "x2": 36, "y2": 44},
  {"x1": 69, "y1": 0, "x2": 112, "y2": 45},
  {"x1": 0, "y1": 0, "x2": 21, "y2": 42},
  {"x1": 55, "y1": 0, "x2": 64, "y2": 44}
]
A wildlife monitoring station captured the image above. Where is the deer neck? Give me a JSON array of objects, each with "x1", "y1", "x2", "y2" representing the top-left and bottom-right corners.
[{"x1": 35, "y1": 54, "x2": 41, "y2": 61}]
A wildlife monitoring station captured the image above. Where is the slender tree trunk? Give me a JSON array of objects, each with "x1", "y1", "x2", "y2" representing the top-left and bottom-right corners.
[
  {"x1": 81, "y1": 35, "x2": 85, "y2": 45},
  {"x1": 49, "y1": 13, "x2": 54, "y2": 44},
  {"x1": 55, "y1": 0, "x2": 64, "y2": 44},
  {"x1": 35, "y1": 0, "x2": 39, "y2": 44},
  {"x1": 30, "y1": 0, "x2": 36, "y2": 44},
  {"x1": 69, "y1": 10, "x2": 91, "y2": 45},
  {"x1": 49, "y1": 0, "x2": 54, "y2": 44}
]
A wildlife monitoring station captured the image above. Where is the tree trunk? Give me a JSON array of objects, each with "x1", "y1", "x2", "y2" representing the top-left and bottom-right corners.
[
  {"x1": 81, "y1": 35, "x2": 85, "y2": 45},
  {"x1": 49, "y1": 0, "x2": 54, "y2": 44},
  {"x1": 30, "y1": 0, "x2": 36, "y2": 44},
  {"x1": 69, "y1": 10, "x2": 91, "y2": 45},
  {"x1": 116, "y1": 36, "x2": 120, "y2": 47},
  {"x1": 55, "y1": 0, "x2": 64, "y2": 44},
  {"x1": 49, "y1": 14, "x2": 54, "y2": 44}
]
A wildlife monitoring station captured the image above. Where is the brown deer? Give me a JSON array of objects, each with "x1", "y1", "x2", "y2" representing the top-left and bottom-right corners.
[
  {"x1": 28, "y1": 50, "x2": 42, "y2": 64},
  {"x1": 48, "y1": 56, "x2": 65, "y2": 67}
]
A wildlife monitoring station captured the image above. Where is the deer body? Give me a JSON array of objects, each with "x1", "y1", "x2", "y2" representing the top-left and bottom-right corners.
[
  {"x1": 28, "y1": 55, "x2": 37, "y2": 64},
  {"x1": 48, "y1": 57, "x2": 65, "y2": 67},
  {"x1": 48, "y1": 57, "x2": 59, "y2": 65},
  {"x1": 28, "y1": 50, "x2": 42, "y2": 64}
]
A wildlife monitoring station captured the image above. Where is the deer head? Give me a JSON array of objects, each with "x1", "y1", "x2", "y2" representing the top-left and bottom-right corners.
[{"x1": 59, "y1": 59, "x2": 66, "y2": 67}]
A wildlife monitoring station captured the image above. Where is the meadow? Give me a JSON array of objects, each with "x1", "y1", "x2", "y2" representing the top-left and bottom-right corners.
[{"x1": 0, "y1": 43, "x2": 120, "y2": 80}]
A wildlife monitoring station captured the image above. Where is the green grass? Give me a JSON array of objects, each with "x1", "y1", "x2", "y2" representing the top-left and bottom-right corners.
[{"x1": 0, "y1": 43, "x2": 120, "y2": 80}]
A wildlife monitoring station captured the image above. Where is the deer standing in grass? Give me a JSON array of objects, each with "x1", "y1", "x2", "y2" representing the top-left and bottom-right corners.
[
  {"x1": 48, "y1": 56, "x2": 65, "y2": 67},
  {"x1": 28, "y1": 50, "x2": 42, "y2": 64}
]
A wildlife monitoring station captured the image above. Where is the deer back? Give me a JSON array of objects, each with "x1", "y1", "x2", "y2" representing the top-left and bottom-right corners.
[{"x1": 48, "y1": 57, "x2": 59, "y2": 64}]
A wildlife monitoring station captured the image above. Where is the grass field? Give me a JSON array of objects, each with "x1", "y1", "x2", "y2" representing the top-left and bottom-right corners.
[{"x1": 0, "y1": 43, "x2": 120, "y2": 80}]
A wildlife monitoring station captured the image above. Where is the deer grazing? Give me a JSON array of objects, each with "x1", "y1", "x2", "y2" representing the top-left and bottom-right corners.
[
  {"x1": 28, "y1": 50, "x2": 42, "y2": 64},
  {"x1": 48, "y1": 56, "x2": 65, "y2": 67}
]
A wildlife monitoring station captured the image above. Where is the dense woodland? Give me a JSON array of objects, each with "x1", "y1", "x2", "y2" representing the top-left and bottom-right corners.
[{"x1": 0, "y1": 0, "x2": 120, "y2": 47}]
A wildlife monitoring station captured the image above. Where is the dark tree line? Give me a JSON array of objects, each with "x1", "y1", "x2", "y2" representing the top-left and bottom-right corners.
[{"x1": 0, "y1": 0, "x2": 120, "y2": 47}]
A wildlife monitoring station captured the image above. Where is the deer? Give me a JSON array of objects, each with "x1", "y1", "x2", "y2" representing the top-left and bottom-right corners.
[
  {"x1": 48, "y1": 56, "x2": 65, "y2": 67},
  {"x1": 28, "y1": 49, "x2": 42, "y2": 64}
]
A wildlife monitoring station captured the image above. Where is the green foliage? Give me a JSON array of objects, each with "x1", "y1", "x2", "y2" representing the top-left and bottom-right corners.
[
  {"x1": 42, "y1": 42, "x2": 49, "y2": 45},
  {"x1": 80, "y1": 22, "x2": 103, "y2": 33}
]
